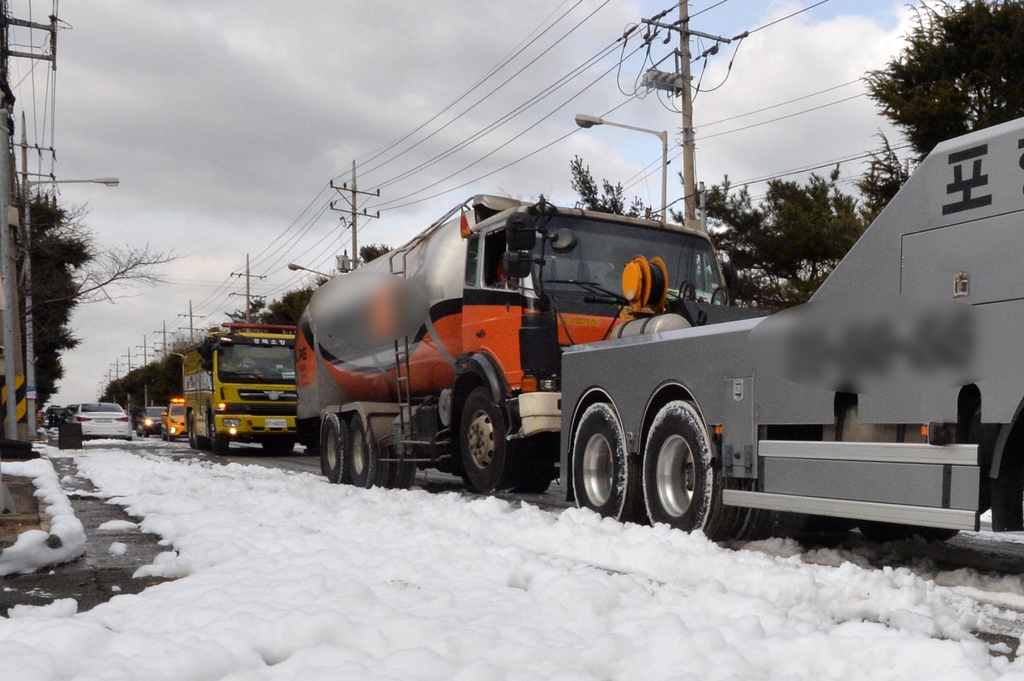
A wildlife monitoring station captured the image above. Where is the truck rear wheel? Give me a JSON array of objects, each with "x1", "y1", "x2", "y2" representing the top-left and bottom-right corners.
[
  {"x1": 642, "y1": 400, "x2": 732, "y2": 540},
  {"x1": 320, "y1": 414, "x2": 346, "y2": 484},
  {"x1": 460, "y1": 387, "x2": 519, "y2": 493},
  {"x1": 572, "y1": 403, "x2": 645, "y2": 523},
  {"x1": 346, "y1": 414, "x2": 377, "y2": 488},
  {"x1": 187, "y1": 413, "x2": 197, "y2": 450}
]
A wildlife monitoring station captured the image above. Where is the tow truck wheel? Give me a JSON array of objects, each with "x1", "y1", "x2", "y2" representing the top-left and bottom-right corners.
[
  {"x1": 319, "y1": 413, "x2": 346, "y2": 484},
  {"x1": 572, "y1": 403, "x2": 645, "y2": 522},
  {"x1": 642, "y1": 400, "x2": 731, "y2": 540},
  {"x1": 187, "y1": 412, "x2": 198, "y2": 450},
  {"x1": 460, "y1": 387, "x2": 520, "y2": 493}
]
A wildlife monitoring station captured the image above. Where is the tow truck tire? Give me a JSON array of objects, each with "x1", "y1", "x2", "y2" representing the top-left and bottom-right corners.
[
  {"x1": 187, "y1": 412, "x2": 198, "y2": 450},
  {"x1": 345, "y1": 413, "x2": 377, "y2": 488},
  {"x1": 572, "y1": 403, "x2": 645, "y2": 522},
  {"x1": 320, "y1": 413, "x2": 346, "y2": 484},
  {"x1": 642, "y1": 400, "x2": 732, "y2": 540},
  {"x1": 459, "y1": 387, "x2": 520, "y2": 493}
]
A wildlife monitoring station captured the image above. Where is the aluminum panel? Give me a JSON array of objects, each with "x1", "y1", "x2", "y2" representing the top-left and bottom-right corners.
[
  {"x1": 758, "y1": 440, "x2": 977, "y2": 465},
  {"x1": 763, "y1": 458, "x2": 948, "y2": 508},
  {"x1": 723, "y1": 490, "x2": 977, "y2": 530}
]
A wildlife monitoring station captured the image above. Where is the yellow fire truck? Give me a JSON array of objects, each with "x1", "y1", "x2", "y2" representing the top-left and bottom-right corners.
[{"x1": 183, "y1": 323, "x2": 298, "y2": 455}]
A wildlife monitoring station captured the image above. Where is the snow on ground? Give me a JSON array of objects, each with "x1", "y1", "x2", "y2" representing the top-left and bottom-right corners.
[
  {"x1": 0, "y1": 457, "x2": 87, "y2": 577},
  {"x1": 3, "y1": 445, "x2": 1024, "y2": 680}
]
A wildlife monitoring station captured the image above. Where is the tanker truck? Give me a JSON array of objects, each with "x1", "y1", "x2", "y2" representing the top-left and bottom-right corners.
[{"x1": 295, "y1": 195, "x2": 749, "y2": 494}]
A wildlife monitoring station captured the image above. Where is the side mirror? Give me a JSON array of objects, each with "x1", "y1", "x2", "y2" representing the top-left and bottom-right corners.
[
  {"x1": 505, "y1": 213, "x2": 536, "y2": 251},
  {"x1": 502, "y1": 250, "x2": 533, "y2": 280},
  {"x1": 548, "y1": 228, "x2": 578, "y2": 254},
  {"x1": 721, "y1": 260, "x2": 739, "y2": 300}
]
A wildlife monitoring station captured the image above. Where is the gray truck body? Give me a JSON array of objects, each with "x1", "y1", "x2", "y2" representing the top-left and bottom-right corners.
[{"x1": 561, "y1": 116, "x2": 1024, "y2": 532}]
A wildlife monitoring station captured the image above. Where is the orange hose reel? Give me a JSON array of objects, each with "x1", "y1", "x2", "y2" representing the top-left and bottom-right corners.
[{"x1": 621, "y1": 255, "x2": 668, "y2": 314}]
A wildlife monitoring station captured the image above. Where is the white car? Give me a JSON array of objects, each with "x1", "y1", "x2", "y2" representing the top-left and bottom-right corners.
[{"x1": 70, "y1": 403, "x2": 133, "y2": 440}]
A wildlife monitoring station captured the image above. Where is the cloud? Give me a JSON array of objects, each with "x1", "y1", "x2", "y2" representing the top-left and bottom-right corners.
[{"x1": 1, "y1": 0, "x2": 917, "y2": 403}]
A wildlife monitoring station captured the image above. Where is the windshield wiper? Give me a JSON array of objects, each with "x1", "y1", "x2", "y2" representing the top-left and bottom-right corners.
[{"x1": 544, "y1": 279, "x2": 627, "y2": 305}]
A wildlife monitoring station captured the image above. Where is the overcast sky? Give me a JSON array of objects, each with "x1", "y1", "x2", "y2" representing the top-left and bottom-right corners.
[{"x1": 6, "y1": 0, "x2": 914, "y2": 405}]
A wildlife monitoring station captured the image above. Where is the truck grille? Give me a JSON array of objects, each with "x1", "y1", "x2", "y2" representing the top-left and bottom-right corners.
[
  {"x1": 237, "y1": 390, "x2": 298, "y2": 401},
  {"x1": 222, "y1": 403, "x2": 297, "y2": 416}
]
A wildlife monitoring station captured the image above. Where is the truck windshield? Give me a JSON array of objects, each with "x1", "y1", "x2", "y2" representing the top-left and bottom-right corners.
[
  {"x1": 218, "y1": 345, "x2": 296, "y2": 384},
  {"x1": 538, "y1": 217, "x2": 722, "y2": 303}
]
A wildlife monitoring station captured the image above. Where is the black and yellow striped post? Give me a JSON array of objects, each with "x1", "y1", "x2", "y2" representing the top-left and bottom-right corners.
[{"x1": 0, "y1": 374, "x2": 27, "y2": 431}]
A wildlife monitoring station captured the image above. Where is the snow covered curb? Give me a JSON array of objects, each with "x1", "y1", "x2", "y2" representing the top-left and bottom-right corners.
[{"x1": 0, "y1": 456, "x2": 86, "y2": 576}]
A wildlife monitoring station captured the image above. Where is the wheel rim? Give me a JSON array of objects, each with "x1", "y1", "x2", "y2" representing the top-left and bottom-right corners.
[
  {"x1": 466, "y1": 409, "x2": 494, "y2": 469},
  {"x1": 582, "y1": 432, "x2": 613, "y2": 506},
  {"x1": 351, "y1": 428, "x2": 366, "y2": 476},
  {"x1": 656, "y1": 434, "x2": 695, "y2": 517}
]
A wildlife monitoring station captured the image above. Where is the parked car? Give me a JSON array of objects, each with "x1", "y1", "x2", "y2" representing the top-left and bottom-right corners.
[
  {"x1": 68, "y1": 403, "x2": 132, "y2": 440},
  {"x1": 62, "y1": 404, "x2": 79, "y2": 424},
  {"x1": 44, "y1": 405, "x2": 63, "y2": 428},
  {"x1": 136, "y1": 406, "x2": 166, "y2": 437},
  {"x1": 162, "y1": 398, "x2": 186, "y2": 441}
]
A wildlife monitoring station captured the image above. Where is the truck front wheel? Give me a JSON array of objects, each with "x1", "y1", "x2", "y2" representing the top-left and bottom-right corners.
[
  {"x1": 572, "y1": 402, "x2": 644, "y2": 523},
  {"x1": 460, "y1": 387, "x2": 519, "y2": 493},
  {"x1": 642, "y1": 400, "x2": 732, "y2": 540}
]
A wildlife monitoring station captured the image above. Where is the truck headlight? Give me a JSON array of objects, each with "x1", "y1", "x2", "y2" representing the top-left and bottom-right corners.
[{"x1": 223, "y1": 418, "x2": 241, "y2": 427}]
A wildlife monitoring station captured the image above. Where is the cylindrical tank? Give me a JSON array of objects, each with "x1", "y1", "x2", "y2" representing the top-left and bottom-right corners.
[
  {"x1": 298, "y1": 196, "x2": 522, "y2": 413},
  {"x1": 610, "y1": 313, "x2": 690, "y2": 339}
]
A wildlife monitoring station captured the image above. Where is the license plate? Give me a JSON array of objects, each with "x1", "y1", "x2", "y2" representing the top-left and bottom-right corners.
[
  {"x1": 97, "y1": 419, "x2": 112, "y2": 423},
  {"x1": 265, "y1": 418, "x2": 287, "y2": 429}
]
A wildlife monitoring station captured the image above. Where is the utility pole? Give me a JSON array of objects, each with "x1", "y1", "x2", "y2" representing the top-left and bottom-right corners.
[
  {"x1": 178, "y1": 301, "x2": 203, "y2": 343},
  {"x1": 641, "y1": 2, "x2": 742, "y2": 231},
  {"x1": 137, "y1": 335, "x2": 148, "y2": 365},
  {"x1": 155, "y1": 321, "x2": 168, "y2": 358},
  {"x1": 230, "y1": 254, "x2": 265, "y2": 323},
  {"x1": 679, "y1": 0, "x2": 696, "y2": 227},
  {"x1": 330, "y1": 161, "x2": 379, "y2": 268}
]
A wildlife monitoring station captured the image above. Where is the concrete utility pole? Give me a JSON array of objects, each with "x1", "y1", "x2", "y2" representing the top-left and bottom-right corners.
[
  {"x1": 230, "y1": 254, "x2": 265, "y2": 323},
  {"x1": 641, "y1": 2, "x2": 742, "y2": 231},
  {"x1": 679, "y1": 0, "x2": 697, "y2": 227},
  {"x1": 155, "y1": 321, "x2": 167, "y2": 358},
  {"x1": 178, "y1": 301, "x2": 203, "y2": 343},
  {"x1": 330, "y1": 161, "x2": 379, "y2": 268}
]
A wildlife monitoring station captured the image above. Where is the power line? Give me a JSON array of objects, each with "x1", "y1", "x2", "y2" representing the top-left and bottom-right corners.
[
  {"x1": 352, "y1": 0, "x2": 585, "y2": 169},
  {"x1": 373, "y1": 46, "x2": 643, "y2": 211},
  {"x1": 700, "y1": 79, "x2": 863, "y2": 128},
  {"x1": 353, "y1": 0, "x2": 604, "y2": 180},
  {"x1": 700, "y1": 93, "x2": 865, "y2": 140},
  {"x1": 747, "y1": 0, "x2": 832, "y2": 34}
]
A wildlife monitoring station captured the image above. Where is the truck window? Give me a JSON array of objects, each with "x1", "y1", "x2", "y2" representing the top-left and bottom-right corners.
[
  {"x1": 464, "y1": 234, "x2": 480, "y2": 287},
  {"x1": 483, "y1": 229, "x2": 515, "y2": 289},
  {"x1": 218, "y1": 344, "x2": 295, "y2": 384},
  {"x1": 539, "y1": 217, "x2": 723, "y2": 303}
]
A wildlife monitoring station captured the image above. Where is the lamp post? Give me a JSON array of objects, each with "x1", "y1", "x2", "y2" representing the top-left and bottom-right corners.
[
  {"x1": 23, "y1": 177, "x2": 119, "y2": 436},
  {"x1": 574, "y1": 114, "x2": 668, "y2": 223},
  {"x1": 287, "y1": 262, "x2": 331, "y2": 278}
]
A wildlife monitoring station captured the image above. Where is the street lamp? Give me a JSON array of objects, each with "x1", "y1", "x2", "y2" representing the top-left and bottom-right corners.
[
  {"x1": 287, "y1": 262, "x2": 331, "y2": 278},
  {"x1": 22, "y1": 176, "x2": 119, "y2": 436},
  {"x1": 574, "y1": 114, "x2": 669, "y2": 223}
]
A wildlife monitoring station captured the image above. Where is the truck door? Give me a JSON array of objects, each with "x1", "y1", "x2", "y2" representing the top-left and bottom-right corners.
[{"x1": 462, "y1": 227, "x2": 524, "y2": 388}]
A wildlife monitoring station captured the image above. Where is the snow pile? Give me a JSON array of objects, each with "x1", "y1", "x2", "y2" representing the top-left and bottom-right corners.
[
  {"x1": 0, "y1": 457, "x2": 86, "y2": 576},
  {"x1": 1, "y1": 445, "x2": 1022, "y2": 679}
]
